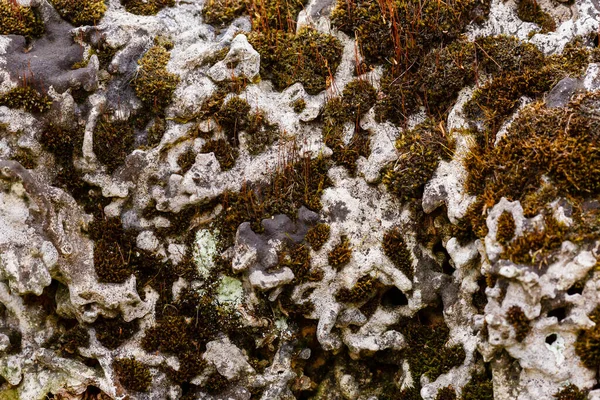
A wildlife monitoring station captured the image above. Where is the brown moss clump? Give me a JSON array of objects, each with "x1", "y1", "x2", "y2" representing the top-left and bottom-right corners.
[
  {"x1": 292, "y1": 98, "x2": 306, "y2": 113},
  {"x1": 90, "y1": 217, "x2": 135, "y2": 283},
  {"x1": 122, "y1": 0, "x2": 175, "y2": 15},
  {"x1": 141, "y1": 316, "x2": 191, "y2": 354},
  {"x1": 217, "y1": 96, "x2": 251, "y2": 146},
  {"x1": 575, "y1": 307, "x2": 600, "y2": 370},
  {"x1": 93, "y1": 316, "x2": 138, "y2": 350},
  {"x1": 463, "y1": 92, "x2": 600, "y2": 263},
  {"x1": 132, "y1": 45, "x2": 180, "y2": 112},
  {"x1": 322, "y1": 79, "x2": 377, "y2": 175},
  {"x1": 248, "y1": 27, "x2": 343, "y2": 95},
  {"x1": 0, "y1": 0, "x2": 44, "y2": 37},
  {"x1": 418, "y1": 40, "x2": 477, "y2": 114},
  {"x1": 57, "y1": 325, "x2": 90, "y2": 356},
  {"x1": 382, "y1": 120, "x2": 453, "y2": 201},
  {"x1": 50, "y1": 0, "x2": 106, "y2": 26},
  {"x1": 278, "y1": 243, "x2": 313, "y2": 282},
  {"x1": 93, "y1": 114, "x2": 135, "y2": 174},
  {"x1": 496, "y1": 211, "x2": 516, "y2": 245},
  {"x1": 435, "y1": 386, "x2": 457, "y2": 400},
  {"x1": 517, "y1": 0, "x2": 556, "y2": 33},
  {"x1": 328, "y1": 235, "x2": 352, "y2": 268},
  {"x1": 216, "y1": 154, "x2": 333, "y2": 248},
  {"x1": 502, "y1": 215, "x2": 567, "y2": 266},
  {"x1": 333, "y1": 0, "x2": 489, "y2": 68},
  {"x1": 305, "y1": 223, "x2": 330, "y2": 251},
  {"x1": 113, "y1": 358, "x2": 152, "y2": 392},
  {"x1": 0, "y1": 86, "x2": 52, "y2": 113},
  {"x1": 245, "y1": 0, "x2": 307, "y2": 31},
  {"x1": 147, "y1": 116, "x2": 167, "y2": 146},
  {"x1": 464, "y1": 37, "x2": 590, "y2": 133},
  {"x1": 461, "y1": 371, "x2": 494, "y2": 400},
  {"x1": 202, "y1": 0, "x2": 246, "y2": 26},
  {"x1": 177, "y1": 148, "x2": 196, "y2": 173},
  {"x1": 332, "y1": 0, "x2": 490, "y2": 122},
  {"x1": 395, "y1": 310, "x2": 466, "y2": 382},
  {"x1": 554, "y1": 384, "x2": 587, "y2": 400},
  {"x1": 506, "y1": 305, "x2": 531, "y2": 342},
  {"x1": 201, "y1": 138, "x2": 239, "y2": 170},
  {"x1": 204, "y1": 372, "x2": 229, "y2": 394},
  {"x1": 382, "y1": 228, "x2": 413, "y2": 280},
  {"x1": 12, "y1": 149, "x2": 36, "y2": 169},
  {"x1": 246, "y1": 109, "x2": 279, "y2": 155},
  {"x1": 336, "y1": 275, "x2": 378, "y2": 303}
]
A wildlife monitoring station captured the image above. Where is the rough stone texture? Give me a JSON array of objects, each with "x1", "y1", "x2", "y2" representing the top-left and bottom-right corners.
[{"x1": 1, "y1": 0, "x2": 600, "y2": 398}]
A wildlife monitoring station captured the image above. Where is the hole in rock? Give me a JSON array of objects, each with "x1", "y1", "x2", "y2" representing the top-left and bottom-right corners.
[
  {"x1": 382, "y1": 287, "x2": 409, "y2": 307},
  {"x1": 441, "y1": 259, "x2": 456, "y2": 275},
  {"x1": 567, "y1": 284, "x2": 584, "y2": 295},
  {"x1": 432, "y1": 242, "x2": 456, "y2": 275},
  {"x1": 547, "y1": 307, "x2": 567, "y2": 321},
  {"x1": 545, "y1": 333, "x2": 558, "y2": 345},
  {"x1": 416, "y1": 302, "x2": 445, "y2": 326},
  {"x1": 83, "y1": 357, "x2": 100, "y2": 368}
]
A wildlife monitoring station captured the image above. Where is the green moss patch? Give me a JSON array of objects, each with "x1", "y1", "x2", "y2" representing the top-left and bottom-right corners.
[
  {"x1": 575, "y1": 307, "x2": 600, "y2": 369},
  {"x1": 211, "y1": 96, "x2": 280, "y2": 155},
  {"x1": 464, "y1": 37, "x2": 590, "y2": 132},
  {"x1": 435, "y1": 386, "x2": 457, "y2": 400},
  {"x1": 132, "y1": 45, "x2": 180, "y2": 112},
  {"x1": 122, "y1": 0, "x2": 175, "y2": 15},
  {"x1": 217, "y1": 154, "x2": 333, "y2": 247},
  {"x1": 292, "y1": 98, "x2": 306, "y2": 113},
  {"x1": 0, "y1": 0, "x2": 44, "y2": 37},
  {"x1": 201, "y1": 138, "x2": 239, "y2": 170},
  {"x1": 382, "y1": 228, "x2": 413, "y2": 280},
  {"x1": 278, "y1": 243, "x2": 314, "y2": 282},
  {"x1": 50, "y1": 0, "x2": 106, "y2": 26},
  {"x1": 202, "y1": 0, "x2": 246, "y2": 26},
  {"x1": 0, "y1": 86, "x2": 52, "y2": 113},
  {"x1": 248, "y1": 27, "x2": 343, "y2": 95},
  {"x1": 93, "y1": 115, "x2": 135, "y2": 174},
  {"x1": 382, "y1": 119, "x2": 453, "y2": 201},
  {"x1": 245, "y1": 109, "x2": 279, "y2": 155},
  {"x1": 177, "y1": 147, "x2": 196, "y2": 173},
  {"x1": 517, "y1": 0, "x2": 556, "y2": 34},
  {"x1": 114, "y1": 358, "x2": 152, "y2": 392},
  {"x1": 461, "y1": 371, "x2": 494, "y2": 400}
]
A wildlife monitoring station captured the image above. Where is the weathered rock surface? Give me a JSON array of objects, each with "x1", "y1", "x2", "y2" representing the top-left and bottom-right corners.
[{"x1": 1, "y1": 0, "x2": 600, "y2": 398}]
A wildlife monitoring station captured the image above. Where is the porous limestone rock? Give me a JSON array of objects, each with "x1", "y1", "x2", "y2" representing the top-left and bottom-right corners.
[{"x1": 2, "y1": 0, "x2": 600, "y2": 398}]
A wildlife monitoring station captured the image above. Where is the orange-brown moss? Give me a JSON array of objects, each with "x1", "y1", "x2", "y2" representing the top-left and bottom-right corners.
[
  {"x1": 305, "y1": 223, "x2": 330, "y2": 251},
  {"x1": 382, "y1": 228, "x2": 413, "y2": 280},
  {"x1": 328, "y1": 235, "x2": 352, "y2": 268},
  {"x1": 506, "y1": 305, "x2": 531, "y2": 342}
]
